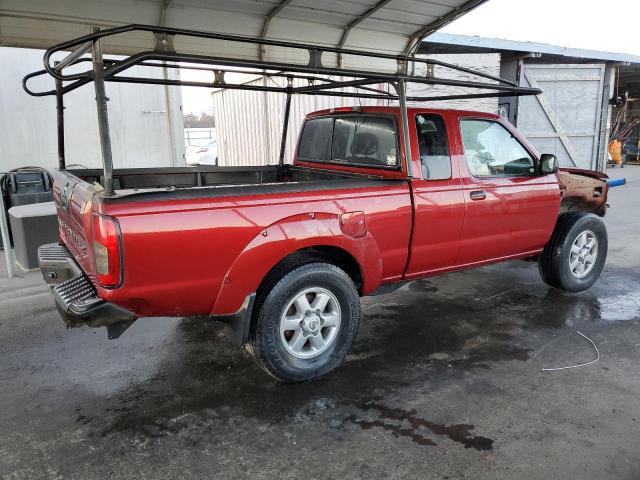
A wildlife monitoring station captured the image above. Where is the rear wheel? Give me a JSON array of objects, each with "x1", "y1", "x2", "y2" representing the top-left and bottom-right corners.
[
  {"x1": 538, "y1": 212, "x2": 607, "y2": 292},
  {"x1": 249, "y1": 261, "x2": 360, "y2": 382}
]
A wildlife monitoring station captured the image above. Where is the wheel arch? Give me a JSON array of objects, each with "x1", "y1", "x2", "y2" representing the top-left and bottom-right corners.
[{"x1": 211, "y1": 213, "x2": 383, "y2": 317}]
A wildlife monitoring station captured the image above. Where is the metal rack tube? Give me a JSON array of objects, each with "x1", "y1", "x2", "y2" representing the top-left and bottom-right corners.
[
  {"x1": 279, "y1": 91, "x2": 293, "y2": 166},
  {"x1": 91, "y1": 31, "x2": 115, "y2": 195}
]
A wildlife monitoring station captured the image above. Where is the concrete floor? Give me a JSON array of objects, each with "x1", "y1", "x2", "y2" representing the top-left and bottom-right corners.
[{"x1": 1, "y1": 167, "x2": 639, "y2": 479}]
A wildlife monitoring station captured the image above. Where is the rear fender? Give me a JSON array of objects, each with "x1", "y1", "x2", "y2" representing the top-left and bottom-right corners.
[{"x1": 211, "y1": 212, "x2": 383, "y2": 315}]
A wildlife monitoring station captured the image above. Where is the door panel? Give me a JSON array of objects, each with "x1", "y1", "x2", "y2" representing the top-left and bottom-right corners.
[
  {"x1": 456, "y1": 117, "x2": 560, "y2": 265},
  {"x1": 459, "y1": 175, "x2": 560, "y2": 264},
  {"x1": 406, "y1": 112, "x2": 465, "y2": 276},
  {"x1": 408, "y1": 181, "x2": 465, "y2": 274}
]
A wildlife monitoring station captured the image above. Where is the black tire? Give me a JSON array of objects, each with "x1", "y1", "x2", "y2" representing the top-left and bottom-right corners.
[
  {"x1": 538, "y1": 212, "x2": 607, "y2": 292},
  {"x1": 249, "y1": 261, "x2": 361, "y2": 382}
]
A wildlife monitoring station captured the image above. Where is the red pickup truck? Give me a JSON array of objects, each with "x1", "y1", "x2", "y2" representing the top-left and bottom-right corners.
[{"x1": 39, "y1": 106, "x2": 608, "y2": 382}]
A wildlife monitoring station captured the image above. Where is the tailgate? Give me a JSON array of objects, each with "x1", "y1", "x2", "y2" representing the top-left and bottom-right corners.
[{"x1": 51, "y1": 170, "x2": 96, "y2": 278}]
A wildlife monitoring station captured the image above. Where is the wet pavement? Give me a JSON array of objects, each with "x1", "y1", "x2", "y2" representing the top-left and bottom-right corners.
[{"x1": 1, "y1": 167, "x2": 639, "y2": 479}]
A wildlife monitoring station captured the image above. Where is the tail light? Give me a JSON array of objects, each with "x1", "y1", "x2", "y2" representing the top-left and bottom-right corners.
[{"x1": 92, "y1": 213, "x2": 122, "y2": 287}]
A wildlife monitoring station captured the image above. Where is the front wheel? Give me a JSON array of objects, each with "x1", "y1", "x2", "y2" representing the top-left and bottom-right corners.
[
  {"x1": 538, "y1": 212, "x2": 608, "y2": 292},
  {"x1": 249, "y1": 262, "x2": 361, "y2": 382}
]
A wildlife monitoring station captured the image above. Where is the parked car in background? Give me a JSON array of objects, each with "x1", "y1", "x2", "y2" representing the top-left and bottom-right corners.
[{"x1": 186, "y1": 139, "x2": 217, "y2": 165}]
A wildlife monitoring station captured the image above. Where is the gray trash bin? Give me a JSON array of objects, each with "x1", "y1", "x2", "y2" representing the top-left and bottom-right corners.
[
  {"x1": 1, "y1": 170, "x2": 53, "y2": 249},
  {"x1": 8, "y1": 201, "x2": 59, "y2": 271}
]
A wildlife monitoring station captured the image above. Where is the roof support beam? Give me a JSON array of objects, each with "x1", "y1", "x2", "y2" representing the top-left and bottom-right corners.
[
  {"x1": 403, "y1": 0, "x2": 488, "y2": 56},
  {"x1": 259, "y1": 0, "x2": 293, "y2": 61},
  {"x1": 337, "y1": 0, "x2": 393, "y2": 68},
  {"x1": 158, "y1": 0, "x2": 172, "y2": 26}
]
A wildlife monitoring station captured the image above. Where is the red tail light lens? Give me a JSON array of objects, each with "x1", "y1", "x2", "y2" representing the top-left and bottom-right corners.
[{"x1": 92, "y1": 214, "x2": 122, "y2": 287}]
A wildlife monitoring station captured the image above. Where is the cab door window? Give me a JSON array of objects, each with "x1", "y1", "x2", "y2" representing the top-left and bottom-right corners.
[
  {"x1": 460, "y1": 119, "x2": 535, "y2": 177},
  {"x1": 416, "y1": 114, "x2": 451, "y2": 180}
]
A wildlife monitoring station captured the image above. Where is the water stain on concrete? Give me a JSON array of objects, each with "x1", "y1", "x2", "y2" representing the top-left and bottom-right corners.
[
  {"x1": 347, "y1": 402, "x2": 494, "y2": 451},
  {"x1": 408, "y1": 280, "x2": 439, "y2": 293}
]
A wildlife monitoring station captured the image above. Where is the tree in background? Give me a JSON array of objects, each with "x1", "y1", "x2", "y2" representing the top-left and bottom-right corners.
[{"x1": 183, "y1": 112, "x2": 215, "y2": 128}]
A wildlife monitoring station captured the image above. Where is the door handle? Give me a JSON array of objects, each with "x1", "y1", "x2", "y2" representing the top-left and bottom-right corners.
[{"x1": 470, "y1": 190, "x2": 486, "y2": 201}]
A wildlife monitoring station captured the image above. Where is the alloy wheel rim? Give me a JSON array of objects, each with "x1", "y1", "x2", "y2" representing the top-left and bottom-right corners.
[
  {"x1": 279, "y1": 287, "x2": 341, "y2": 359},
  {"x1": 569, "y1": 230, "x2": 598, "y2": 279}
]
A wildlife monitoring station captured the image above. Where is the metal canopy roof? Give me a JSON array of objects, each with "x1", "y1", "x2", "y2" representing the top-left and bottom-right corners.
[{"x1": 0, "y1": 0, "x2": 487, "y2": 61}]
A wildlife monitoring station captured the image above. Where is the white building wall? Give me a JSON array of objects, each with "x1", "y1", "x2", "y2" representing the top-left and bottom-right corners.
[
  {"x1": 0, "y1": 47, "x2": 184, "y2": 172},
  {"x1": 409, "y1": 53, "x2": 501, "y2": 112}
]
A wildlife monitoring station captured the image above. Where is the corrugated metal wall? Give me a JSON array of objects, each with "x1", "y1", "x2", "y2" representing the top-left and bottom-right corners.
[
  {"x1": 212, "y1": 53, "x2": 500, "y2": 166},
  {"x1": 212, "y1": 77, "x2": 381, "y2": 166}
]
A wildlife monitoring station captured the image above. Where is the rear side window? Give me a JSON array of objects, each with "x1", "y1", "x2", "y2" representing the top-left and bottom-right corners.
[
  {"x1": 416, "y1": 114, "x2": 451, "y2": 180},
  {"x1": 298, "y1": 117, "x2": 333, "y2": 161},
  {"x1": 298, "y1": 115, "x2": 398, "y2": 169},
  {"x1": 352, "y1": 117, "x2": 398, "y2": 167}
]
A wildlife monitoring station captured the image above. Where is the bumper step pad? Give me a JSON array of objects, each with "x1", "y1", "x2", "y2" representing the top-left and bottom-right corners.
[
  {"x1": 54, "y1": 274, "x2": 98, "y2": 306},
  {"x1": 39, "y1": 243, "x2": 136, "y2": 339}
]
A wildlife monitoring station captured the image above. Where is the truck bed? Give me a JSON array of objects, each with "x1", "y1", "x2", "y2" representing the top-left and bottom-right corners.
[
  {"x1": 67, "y1": 165, "x2": 391, "y2": 202},
  {"x1": 51, "y1": 161, "x2": 413, "y2": 323}
]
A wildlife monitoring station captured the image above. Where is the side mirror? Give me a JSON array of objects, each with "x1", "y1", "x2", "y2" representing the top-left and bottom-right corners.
[{"x1": 540, "y1": 153, "x2": 559, "y2": 174}]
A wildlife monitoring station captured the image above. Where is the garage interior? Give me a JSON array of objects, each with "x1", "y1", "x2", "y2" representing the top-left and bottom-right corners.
[
  {"x1": 1, "y1": 1, "x2": 640, "y2": 479},
  {"x1": 613, "y1": 64, "x2": 640, "y2": 165}
]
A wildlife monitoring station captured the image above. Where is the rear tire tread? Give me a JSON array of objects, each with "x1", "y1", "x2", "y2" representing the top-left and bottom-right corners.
[{"x1": 249, "y1": 261, "x2": 360, "y2": 383}]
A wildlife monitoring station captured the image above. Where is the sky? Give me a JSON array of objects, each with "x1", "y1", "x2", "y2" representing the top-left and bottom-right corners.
[
  {"x1": 440, "y1": 0, "x2": 640, "y2": 55},
  {"x1": 181, "y1": 69, "x2": 255, "y2": 115},
  {"x1": 181, "y1": 0, "x2": 640, "y2": 114}
]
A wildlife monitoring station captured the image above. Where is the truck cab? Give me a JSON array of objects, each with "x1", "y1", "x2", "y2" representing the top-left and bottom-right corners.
[{"x1": 295, "y1": 107, "x2": 564, "y2": 274}]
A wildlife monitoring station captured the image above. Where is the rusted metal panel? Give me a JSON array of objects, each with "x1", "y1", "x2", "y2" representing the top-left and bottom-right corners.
[{"x1": 557, "y1": 168, "x2": 609, "y2": 217}]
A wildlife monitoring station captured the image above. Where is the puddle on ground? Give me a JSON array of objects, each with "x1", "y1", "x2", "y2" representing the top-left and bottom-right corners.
[{"x1": 598, "y1": 292, "x2": 640, "y2": 321}]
